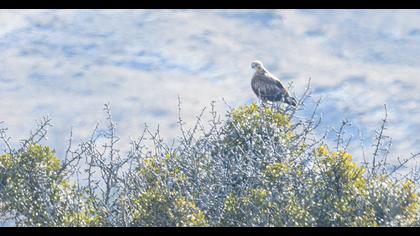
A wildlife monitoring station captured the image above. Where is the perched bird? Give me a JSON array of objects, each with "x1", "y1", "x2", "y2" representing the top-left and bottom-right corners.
[{"x1": 251, "y1": 60, "x2": 297, "y2": 106}]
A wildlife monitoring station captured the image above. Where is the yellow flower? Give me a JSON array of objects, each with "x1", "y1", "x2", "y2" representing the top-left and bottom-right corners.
[
  {"x1": 317, "y1": 145, "x2": 329, "y2": 156},
  {"x1": 344, "y1": 152, "x2": 351, "y2": 159}
]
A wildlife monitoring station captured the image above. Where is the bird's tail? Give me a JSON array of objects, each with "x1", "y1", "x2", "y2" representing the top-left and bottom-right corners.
[{"x1": 285, "y1": 95, "x2": 297, "y2": 107}]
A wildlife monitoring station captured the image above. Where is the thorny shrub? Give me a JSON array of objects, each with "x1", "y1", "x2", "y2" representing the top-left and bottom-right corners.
[{"x1": 0, "y1": 82, "x2": 419, "y2": 227}]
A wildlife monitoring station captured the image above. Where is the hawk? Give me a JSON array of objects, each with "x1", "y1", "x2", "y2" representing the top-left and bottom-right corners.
[{"x1": 251, "y1": 60, "x2": 297, "y2": 106}]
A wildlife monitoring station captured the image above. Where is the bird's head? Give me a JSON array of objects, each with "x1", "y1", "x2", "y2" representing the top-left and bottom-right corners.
[{"x1": 251, "y1": 60, "x2": 265, "y2": 73}]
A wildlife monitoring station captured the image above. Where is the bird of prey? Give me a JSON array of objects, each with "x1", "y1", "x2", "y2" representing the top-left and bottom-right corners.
[{"x1": 251, "y1": 60, "x2": 297, "y2": 106}]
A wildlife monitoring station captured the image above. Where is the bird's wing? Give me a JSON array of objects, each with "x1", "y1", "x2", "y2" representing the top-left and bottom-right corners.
[
  {"x1": 266, "y1": 73, "x2": 289, "y2": 95},
  {"x1": 252, "y1": 73, "x2": 285, "y2": 98},
  {"x1": 269, "y1": 74, "x2": 297, "y2": 106}
]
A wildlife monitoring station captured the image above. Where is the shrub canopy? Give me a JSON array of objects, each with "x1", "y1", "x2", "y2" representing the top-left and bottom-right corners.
[{"x1": 0, "y1": 102, "x2": 418, "y2": 226}]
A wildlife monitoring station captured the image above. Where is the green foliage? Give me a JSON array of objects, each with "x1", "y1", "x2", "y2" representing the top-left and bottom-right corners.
[
  {"x1": 129, "y1": 187, "x2": 207, "y2": 227},
  {"x1": 0, "y1": 144, "x2": 99, "y2": 226},
  {"x1": 215, "y1": 103, "x2": 419, "y2": 226},
  {"x1": 223, "y1": 103, "x2": 294, "y2": 153},
  {"x1": 0, "y1": 103, "x2": 418, "y2": 227},
  {"x1": 311, "y1": 147, "x2": 374, "y2": 226},
  {"x1": 127, "y1": 154, "x2": 207, "y2": 226}
]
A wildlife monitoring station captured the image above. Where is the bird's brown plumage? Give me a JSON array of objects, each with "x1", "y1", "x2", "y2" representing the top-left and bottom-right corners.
[{"x1": 251, "y1": 61, "x2": 297, "y2": 106}]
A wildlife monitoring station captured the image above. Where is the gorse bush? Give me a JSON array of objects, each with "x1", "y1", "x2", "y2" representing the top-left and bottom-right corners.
[
  {"x1": 0, "y1": 144, "x2": 100, "y2": 226},
  {"x1": 0, "y1": 87, "x2": 419, "y2": 227}
]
